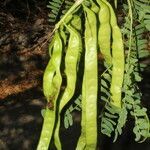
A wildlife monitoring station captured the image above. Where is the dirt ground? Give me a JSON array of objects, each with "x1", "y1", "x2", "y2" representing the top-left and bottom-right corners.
[
  {"x1": 0, "y1": 0, "x2": 50, "y2": 149},
  {"x1": 0, "y1": 0, "x2": 150, "y2": 150}
]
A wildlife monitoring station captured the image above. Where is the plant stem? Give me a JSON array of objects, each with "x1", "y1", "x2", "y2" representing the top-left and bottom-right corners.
[
  {"x1": 127, "y1": 0, "x2": 133, "y2": 62},
  {"x1": 54, "y1": 0, "x2": 84, "y2": 32}
]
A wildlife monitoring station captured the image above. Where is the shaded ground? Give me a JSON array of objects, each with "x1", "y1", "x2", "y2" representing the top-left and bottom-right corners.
[
  {"x1": 0, "y1": 0, "x2": 150, "y2": 150},
  {"x1": 0, "y1": 88, "x2": 45, "y2": 150},
  {"x1": 0, "y1": 0, "x2": 50, "y2": 149}
]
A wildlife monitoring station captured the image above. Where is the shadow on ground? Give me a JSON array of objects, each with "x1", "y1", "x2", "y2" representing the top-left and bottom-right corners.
[{"x1": 0, "y1": 87, "x2": 46, "y2": 150}]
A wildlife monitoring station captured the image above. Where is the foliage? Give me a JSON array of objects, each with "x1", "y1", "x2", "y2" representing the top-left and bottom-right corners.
[
  {"x1": 38, "y1": 0, "x2": 150, "y2": 149},
  {"x1": 60, "y1": 0, "x2": 150, "y2": 142},
  {"x1": 47, "y1": 0, "x2": 75, "y2": 23}
]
